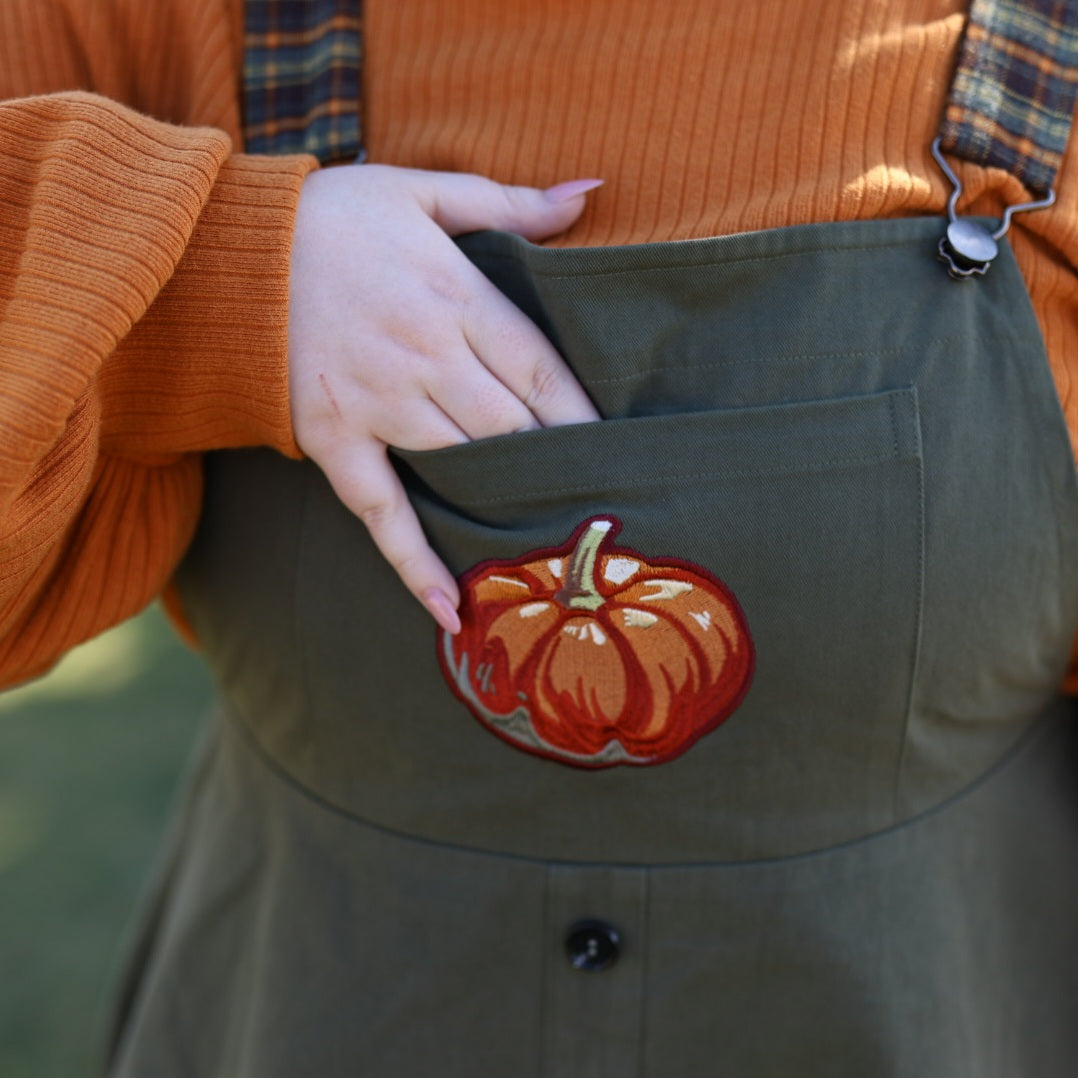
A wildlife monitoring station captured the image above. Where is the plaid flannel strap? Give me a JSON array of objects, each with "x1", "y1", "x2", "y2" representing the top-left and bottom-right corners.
[
  {"x1": 243, "y1": 0, "x2": 363, "y2": 163},
  {"x1": 940, "y1": 0, "x2": 1078, "y2": 196}
]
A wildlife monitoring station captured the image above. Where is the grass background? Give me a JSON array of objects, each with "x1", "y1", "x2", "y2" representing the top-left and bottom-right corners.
[{"x1": 0, "y1": 605, "x2": 212, "y2": 1077}]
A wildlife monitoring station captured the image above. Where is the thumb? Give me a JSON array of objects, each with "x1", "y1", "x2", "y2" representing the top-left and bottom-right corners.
[{"x1": 413, "y1": 171, "x2": 604, "y2": 240}]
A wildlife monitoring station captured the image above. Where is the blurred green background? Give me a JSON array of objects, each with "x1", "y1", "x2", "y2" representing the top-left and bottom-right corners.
[{"x1": 0, "y1": 605, "x2": 212, "y2": 1077}]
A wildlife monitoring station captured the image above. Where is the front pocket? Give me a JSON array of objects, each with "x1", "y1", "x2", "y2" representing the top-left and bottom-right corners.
[{"x1": 353, "y1": 387, "x2": 926, "y2": 846}]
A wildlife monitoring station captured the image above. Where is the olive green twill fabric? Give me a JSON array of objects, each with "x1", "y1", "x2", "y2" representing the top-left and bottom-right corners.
[{"x1": 109, "y1": 218, "x2": 1078, "y2": 1076}]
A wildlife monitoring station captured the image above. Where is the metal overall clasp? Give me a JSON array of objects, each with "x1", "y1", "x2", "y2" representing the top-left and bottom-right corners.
[{"x1": 931, "y1": 137, "x2": 1056, "y2": 280}]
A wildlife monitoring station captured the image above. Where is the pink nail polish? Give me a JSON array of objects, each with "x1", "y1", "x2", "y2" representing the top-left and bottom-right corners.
[
  {"x1": 544, "y1": 178, "x2": 605, "y2": 204},
  {"x1": 423, "y1": 588, "x2": 462, "y2": 635}
]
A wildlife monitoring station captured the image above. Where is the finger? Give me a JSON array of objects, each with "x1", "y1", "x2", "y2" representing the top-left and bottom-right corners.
[
  {"x1": 411, "y1": 170, "x2": 604, "y2": 241},
  {"x1": 365, "y1": 397, "x2": 471, "y2": 454},
  {"x1": 427, "y1": 352, "x2": 542, "y2": 441},
  {"x1": 462, "y1": 283, "x2": 601, "y2": 426},
  {"x1": 320, "y1": 442, "x2": 462, "y2": 633}
]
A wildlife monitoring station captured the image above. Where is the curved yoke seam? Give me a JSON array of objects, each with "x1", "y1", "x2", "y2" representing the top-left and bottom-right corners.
[{"x1": 216, "y1": 704, "x2": 1051, "y2": 873}]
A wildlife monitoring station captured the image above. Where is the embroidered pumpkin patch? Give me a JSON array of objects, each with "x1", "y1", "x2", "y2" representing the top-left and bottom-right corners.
[{"x1": 439, "y1": 517, "x2": 754, "y2": 767}]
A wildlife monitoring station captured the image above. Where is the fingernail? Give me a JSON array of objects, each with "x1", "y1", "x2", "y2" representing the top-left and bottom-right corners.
[
  {"x1": 544, "y1": 178, "x2": 605, "y2": 204},
  {"x1": 423, "y1": 587, "x2": 462, "y2": 635}
]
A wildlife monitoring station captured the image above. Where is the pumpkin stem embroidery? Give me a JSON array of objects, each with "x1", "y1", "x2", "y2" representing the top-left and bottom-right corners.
[{"x1": 556, "y1": 519, "x2": 614, "y2": 612}]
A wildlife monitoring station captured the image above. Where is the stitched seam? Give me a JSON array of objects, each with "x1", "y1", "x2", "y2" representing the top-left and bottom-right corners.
[
  {"x1": 573, "y1": 334, "x2": 1039, "y2": 384},
  {"x1": 444, "y1": 452, "x2": 916, "y2": 507},
  {"x1": 215, "y1": 702, "x2": 1057, "y2": 870},
  {"x1": 891, "y1": 426, "x2": 928, "y2": 821},
  {"x1": 471, "y1": 235, "x2": 940, "y2": 280}
]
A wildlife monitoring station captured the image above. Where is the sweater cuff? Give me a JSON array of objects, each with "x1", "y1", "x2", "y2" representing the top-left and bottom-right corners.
[{"x1": 101, "y1": 151, "x2": 319, "y2": 459}]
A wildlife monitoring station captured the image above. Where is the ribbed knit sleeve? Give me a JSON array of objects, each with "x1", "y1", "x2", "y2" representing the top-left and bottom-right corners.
[{"x1": 0, "y1": 89, "x2": 314, "y2": 687}]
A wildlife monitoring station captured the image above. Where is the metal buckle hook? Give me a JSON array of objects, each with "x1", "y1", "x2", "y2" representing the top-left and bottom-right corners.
[{"x1": 931, "y1": 137, "x2": 1056, "y2": 280}]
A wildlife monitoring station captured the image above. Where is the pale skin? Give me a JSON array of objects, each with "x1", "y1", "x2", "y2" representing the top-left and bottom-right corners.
[{"x1": 288, "y1": 164, "x2": 603, "y2": 634}]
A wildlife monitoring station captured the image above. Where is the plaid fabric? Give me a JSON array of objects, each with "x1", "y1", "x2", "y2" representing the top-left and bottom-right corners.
[
  {"x1": 940, "y1": 0, "x2": 1078, "y2": 196},
  {"x1": 243, "y1": 0, "x2": 363, "y2": 162},
  {"x1": 242, "y1": 0, "x2": 1078, "y2": 188}
]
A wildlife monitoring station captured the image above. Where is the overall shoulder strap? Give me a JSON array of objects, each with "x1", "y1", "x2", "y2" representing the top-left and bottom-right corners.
[
  {"x1": 939, "y1": 0, "x2": 1078, "y2": 198},
  {"x1": 242, "y1": 0, "x2": 365, "y2": 163}
]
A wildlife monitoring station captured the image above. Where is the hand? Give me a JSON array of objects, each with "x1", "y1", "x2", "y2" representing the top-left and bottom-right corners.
[{"x1": 287, "y1": 164, "x2": 602, "y2": 633}]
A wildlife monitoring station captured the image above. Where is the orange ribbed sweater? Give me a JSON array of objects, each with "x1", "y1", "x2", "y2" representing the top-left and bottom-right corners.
[{"x1": 2, "y1": 0, "x2": 1078, "y2": 688}]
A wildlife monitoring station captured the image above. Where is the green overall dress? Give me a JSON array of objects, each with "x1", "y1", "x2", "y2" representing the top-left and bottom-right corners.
[{"x1": 107, "y1": 217, "x2": 1078, "y2": 1076}]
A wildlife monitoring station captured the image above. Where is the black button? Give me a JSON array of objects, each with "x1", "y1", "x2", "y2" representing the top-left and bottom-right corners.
[{"x1": 565, "y1": 919, "x2": 621, "y2": 972}]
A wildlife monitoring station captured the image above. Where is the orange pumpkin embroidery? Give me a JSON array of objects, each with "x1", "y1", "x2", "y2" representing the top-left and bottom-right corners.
[{"x1": 440, "y1": 517, "x2": 754, "y2": 767}]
